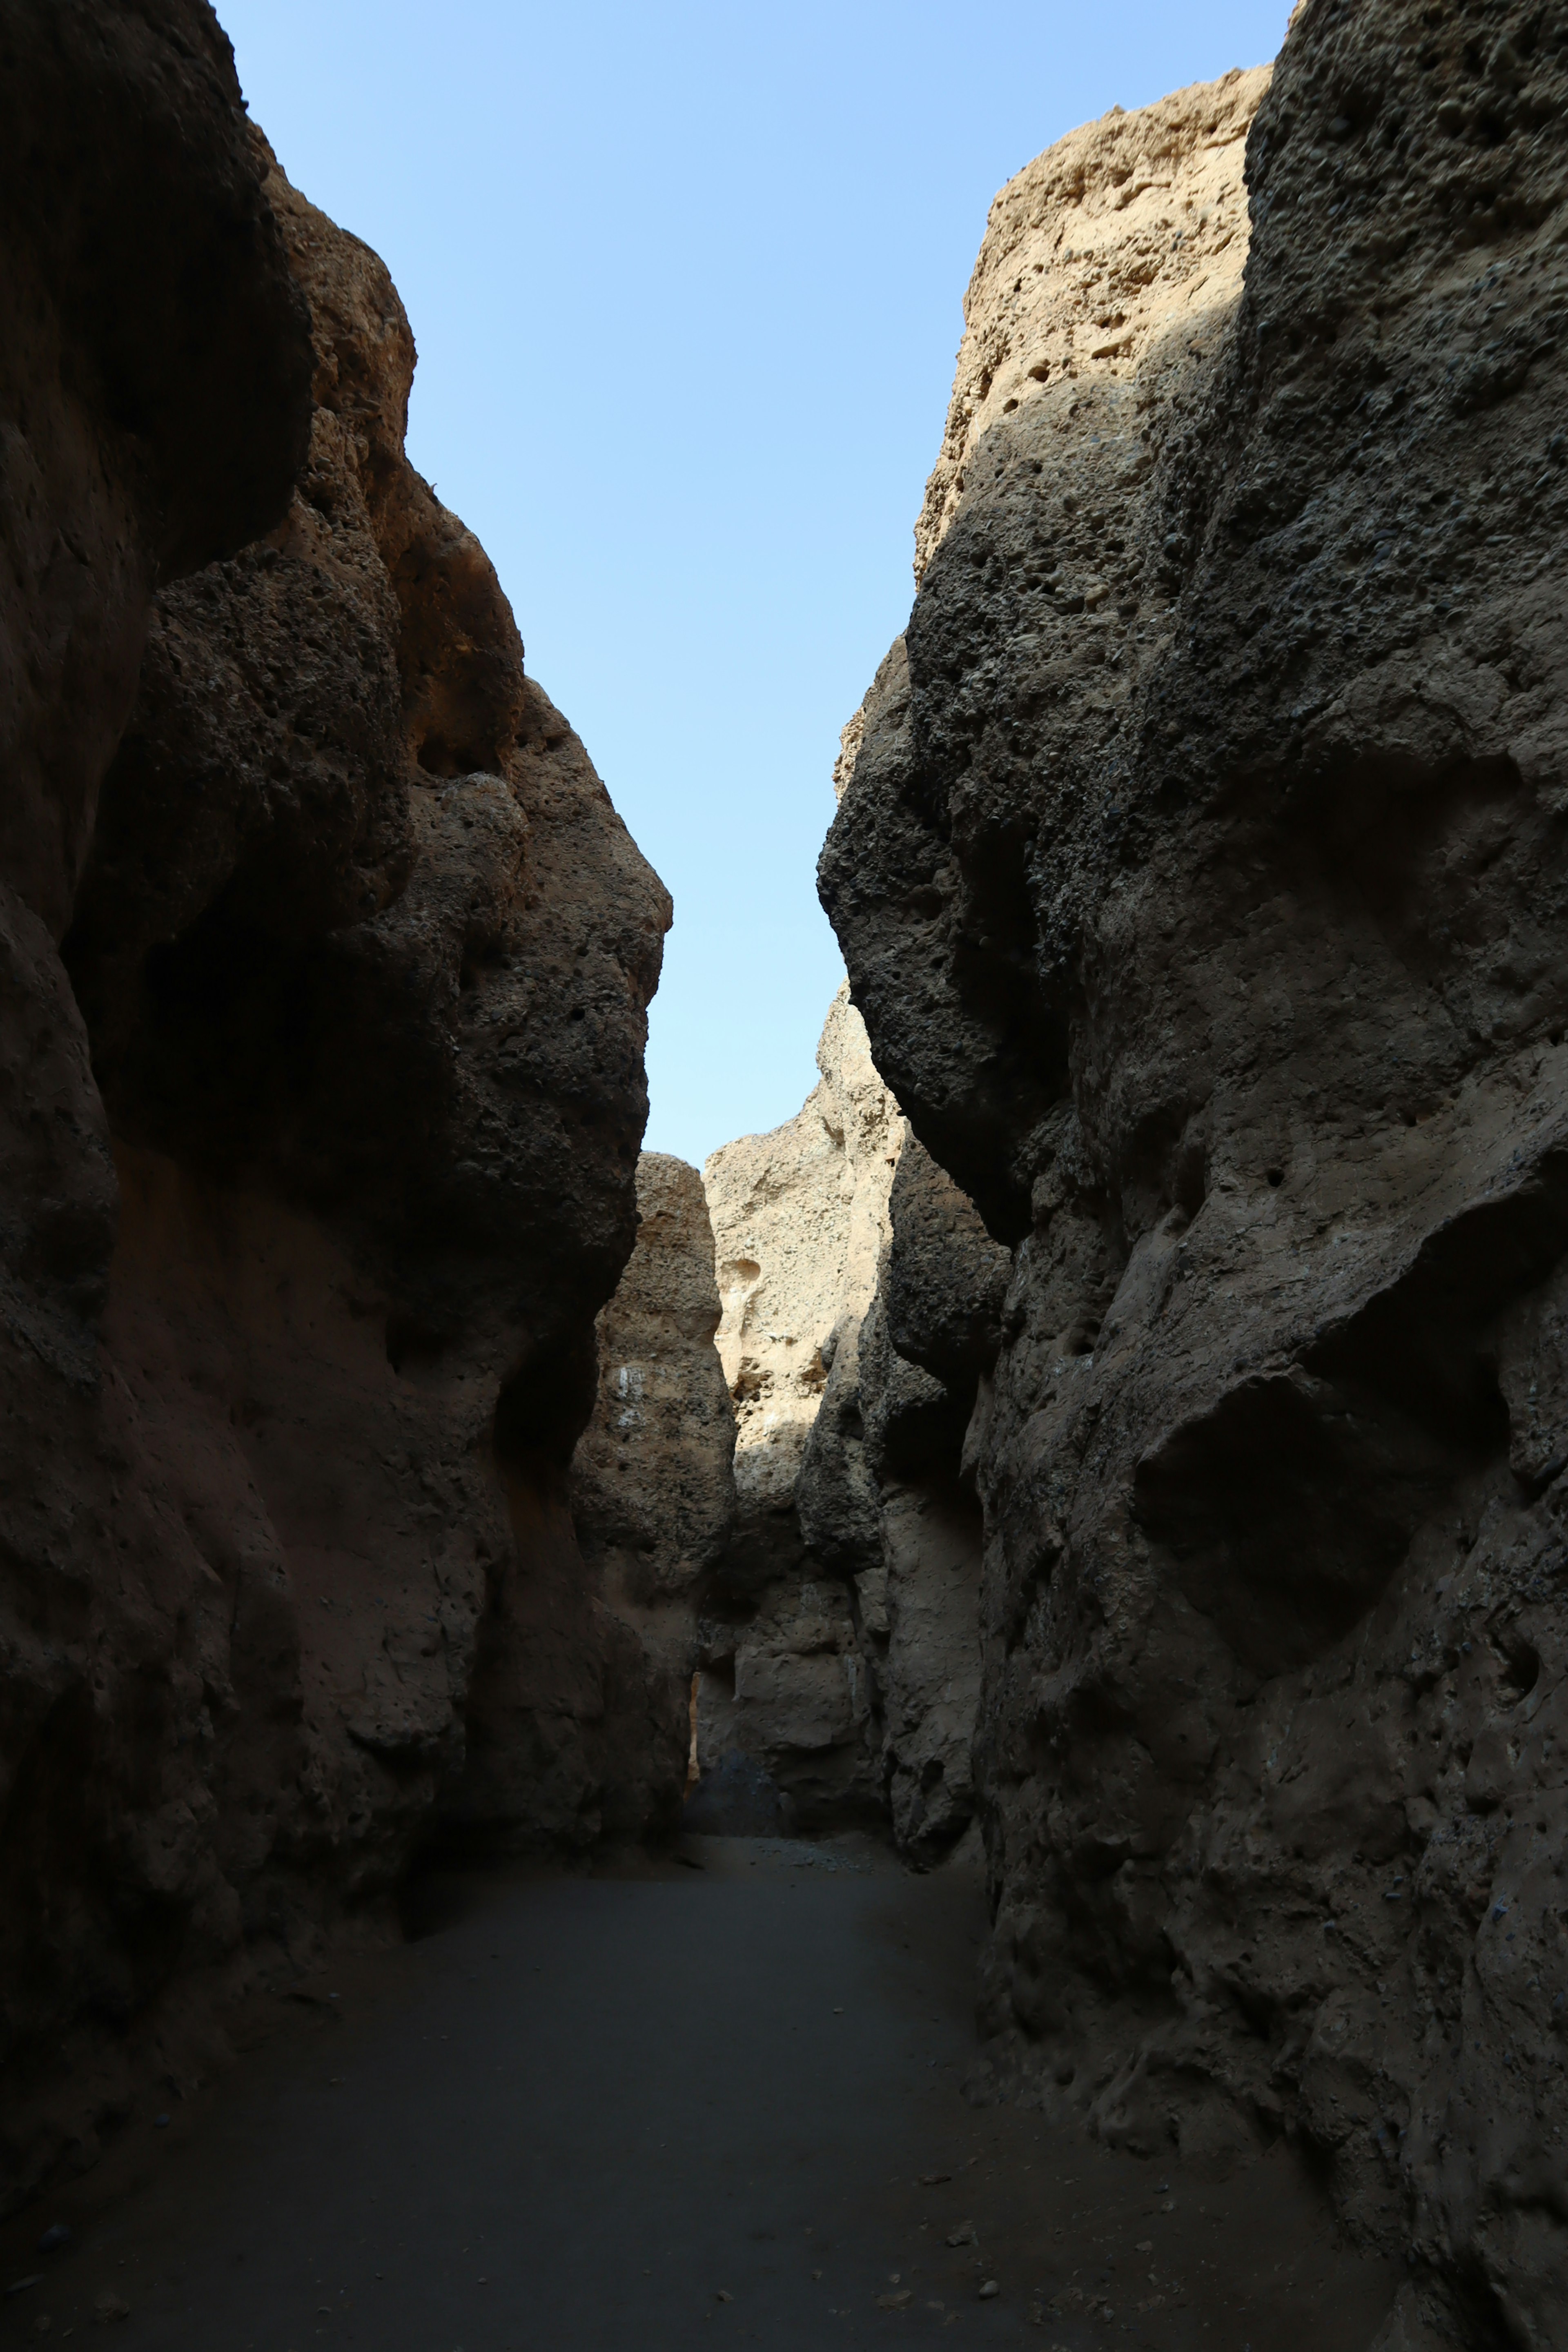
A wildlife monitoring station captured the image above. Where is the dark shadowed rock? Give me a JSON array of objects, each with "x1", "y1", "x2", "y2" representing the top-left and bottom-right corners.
[
  {"x1": 885, "y1": 1135, "x2": 1012, "y2": 1397},
  {"x1": 822, "y1": 12, "x2": 1568, "y2": 2339},
  {"x1": 0, "y1": 20, "x2": 670, "y2": 2206},
  {"x1": 696, "y1": 1021, "x2": 989, "y2": 1862},
  {"x1": 569, "y1": 1150, "x2": 738, "y2": 1813}
]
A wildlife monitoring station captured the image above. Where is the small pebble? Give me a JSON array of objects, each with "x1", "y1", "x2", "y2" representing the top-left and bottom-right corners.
[
  {"x1": 38, "y1": 2230, "x2": 70, "y2": 2255},
  {"x1": 978, "y1": 2279, "x2": 1000, "y2": 2299}
]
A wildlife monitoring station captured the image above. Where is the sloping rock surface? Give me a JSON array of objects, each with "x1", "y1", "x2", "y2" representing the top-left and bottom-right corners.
[
  {"x1": 0, "y1": 9, "x2": 669, "y2": 2210},
  {"x1": 823, "y1": 10, "x2": 1568, "y2": 2342}
]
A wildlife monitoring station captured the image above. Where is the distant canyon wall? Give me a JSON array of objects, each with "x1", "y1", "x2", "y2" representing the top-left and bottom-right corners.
[{"x1": 573, "y1": 993, "x2": 998, "y2": 1860}]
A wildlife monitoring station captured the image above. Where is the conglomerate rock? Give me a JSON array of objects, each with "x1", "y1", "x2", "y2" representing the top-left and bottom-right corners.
[
  {"x1": 822, "y1": 8, "x2": 1568, "y2": 2342},
  {"x1": 0, "y1": 6, "x2": 670, "y2": 2209}
]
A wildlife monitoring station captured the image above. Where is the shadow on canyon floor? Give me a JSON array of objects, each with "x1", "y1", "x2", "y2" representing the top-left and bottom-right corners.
[{"x1": 0, "y1": 1841, "x2": 1393, "y2": 2349}]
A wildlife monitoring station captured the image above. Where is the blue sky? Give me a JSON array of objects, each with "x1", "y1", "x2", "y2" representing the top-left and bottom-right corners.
[{"x1": 219, "y1": 0, "x2": 1291, "y2": 1167}]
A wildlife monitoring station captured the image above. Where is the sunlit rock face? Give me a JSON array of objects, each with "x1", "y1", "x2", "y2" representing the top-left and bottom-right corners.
[
  {"x1": 823, "y1": 10, "x2": 1568, "y2": 2341},
  {"x1": 689, "y1": 998, "x2": 993, "y2": 1858},
  {"x1": 703, "y1": 985, "x2": 901, "y2": 1536},
  {"x1": 0, "y1": 3, "x2": 671, "y2": 2205}
]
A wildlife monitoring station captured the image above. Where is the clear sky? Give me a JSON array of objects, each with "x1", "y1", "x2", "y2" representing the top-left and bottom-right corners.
[{"x1": 218, "y1": 0, "x2": 1291, "y2": 1167}]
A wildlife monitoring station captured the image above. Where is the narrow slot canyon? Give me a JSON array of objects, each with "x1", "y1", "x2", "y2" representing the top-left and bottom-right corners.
[{"x1": 2, "y1": 5, "x2": 1568, "y2": 2349}]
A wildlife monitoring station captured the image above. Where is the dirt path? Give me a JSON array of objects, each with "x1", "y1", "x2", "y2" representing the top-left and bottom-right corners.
[{"x1": 0, "y1": 1837, "x2": 1394, "y2": 2349}]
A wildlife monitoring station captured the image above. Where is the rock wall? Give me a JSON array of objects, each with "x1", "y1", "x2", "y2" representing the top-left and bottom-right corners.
[
  {"x1": 690, "y1": 996, "x2": 995, "y2": 1856},
  {"x1": 692, "y1": 989, "x2": 900, "y2": 1825},
  {"x1": 0, "y1": 4, "x2": 669, "y2": 2210},
  {"x1": 570, "y1": 1151, "x2": 736, "y2": 1783},
  {"x1": 704, "y1": 984, "x2": 900, "y2": 1538},
  {"x1": 822, "y1": 9, "x2": 1568, "y2": 2343}
]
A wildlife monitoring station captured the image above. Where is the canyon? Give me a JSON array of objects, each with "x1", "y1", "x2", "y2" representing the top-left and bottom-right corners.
[{"x1": 2, "y1": 3, "x2": 1566, "y2": 2350}]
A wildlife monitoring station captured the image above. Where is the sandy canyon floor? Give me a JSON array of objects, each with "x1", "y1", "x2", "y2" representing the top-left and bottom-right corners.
[{"x1": 0, "y1": 1840, "x2": 1396, "y2": 2350}]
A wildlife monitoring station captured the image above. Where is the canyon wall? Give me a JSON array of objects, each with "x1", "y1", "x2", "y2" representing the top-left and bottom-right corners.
[
  {"x1": 690, "y1": 989, "x2": 899, "y2": 1827},
  {"x1": 823, "y1": 7, "x2": 1568, "y2": 2344},
  {"x1": 682, "y1": 993, "x2": 994, "y2": 1855},
  {"x1": 570, "y1": 1150, "x2": 735, "y2": 1793},
  {"x1": 0, "y1": 2, "x2": 668, "y2": 2209}
]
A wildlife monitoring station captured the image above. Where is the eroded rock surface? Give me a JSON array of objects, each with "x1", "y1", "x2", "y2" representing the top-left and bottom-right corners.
[
  {"x1": 692, "y1": 990, "x2": 900, "y2": 1823},
  {"x1": 570, "y1": 1153, "x2": 735, "y2": 1763},
  {"x1": 0, "y1": 9, "x2": 669, "y2": 2209},
  {"x1": 823, "y1": 11, "x2": 1568, "y2": 2342},
  {"x1": 690, "y1": 1011, "x2": 992, "y2": 1856},
  {"x1": 704, "y1": 984, "x2": 900, "y2": 1535}
]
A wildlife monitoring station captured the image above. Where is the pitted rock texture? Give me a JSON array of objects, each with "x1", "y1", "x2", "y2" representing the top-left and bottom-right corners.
[
  {"x1": 692, "y1": 1018, "x2": 991, "y2": 1859},
  {"x1": 0, "y1": 17, "x2": 669, "y2": 2211},
  {"x1": 0, "y1": 0, "x2": 313, "y2": 942},
  {"x1": 571, "y1": 1153, "x2": 735, "y2": 1709},
  {"x1": 704, "y1": 984, "x2": 901, "y2": 1536},
  {"x1": 911, "y1": 67, "x2": 1268, "y2": 588},
  {"x1": 822, "y1": 7, "x2": 1568, "y2": 2342},
  {"x1": 692, "y1": 990, "x2": 900, "y2": 1826}
]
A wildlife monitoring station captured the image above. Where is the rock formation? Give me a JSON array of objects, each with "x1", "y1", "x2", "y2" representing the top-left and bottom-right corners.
[
  {"x1": 688, "y1": 994, "x2": 996, "y2": 1856},
  {"x1": 690, "y1": 989, "x2": 899, "y2": 1824},
  {"x1": 823, "y1": 9, "x2": 1568, "y2": 2343},
  {"x1": 570, "y1": 1151, "x2": 735, "y2": 1777},
  {"x1": 0, "y1": 1, "x2": 669, "y2": 2210},
  {"x1": 704, "y1": 984, "x2": 899, "y2": 1539}
]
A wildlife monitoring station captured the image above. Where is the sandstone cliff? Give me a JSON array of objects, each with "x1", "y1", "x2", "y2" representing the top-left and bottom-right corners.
[
  {"x1": 823, "y1": 9, "x2": 1568, "y2": 2343},
  {"x1": 0, "y1": 1, "x2": 669, "y2": 2209}
]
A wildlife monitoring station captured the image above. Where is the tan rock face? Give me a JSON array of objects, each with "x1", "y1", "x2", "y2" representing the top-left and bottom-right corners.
[
  {"x1": 571, "y1": 1154, "x2": 736, "y2": 1697},
  {"x1": 690, "y1": 989, "x2": 900, "y2": 1826},
  {"x1": 704, "y1": 984, "x2": 902, "y2": 1523},
  {"x1": 0, "y1": 14, "x2": 670, "y2": 2205},
  {"x1": 824, "y1": 8, "x2": 1568, "y2": 2338},
  {"x1": 913, "y1": 68, "x2": 1268, "y2": 584},
  {"x1": 690, "y1": 1006, "x2": 996, "y2": 1858}
]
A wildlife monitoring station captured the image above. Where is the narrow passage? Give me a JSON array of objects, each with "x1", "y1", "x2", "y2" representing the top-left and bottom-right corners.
[{"x1": 0, "y1": 1840, "x2": 1394, "y2": 2350}]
